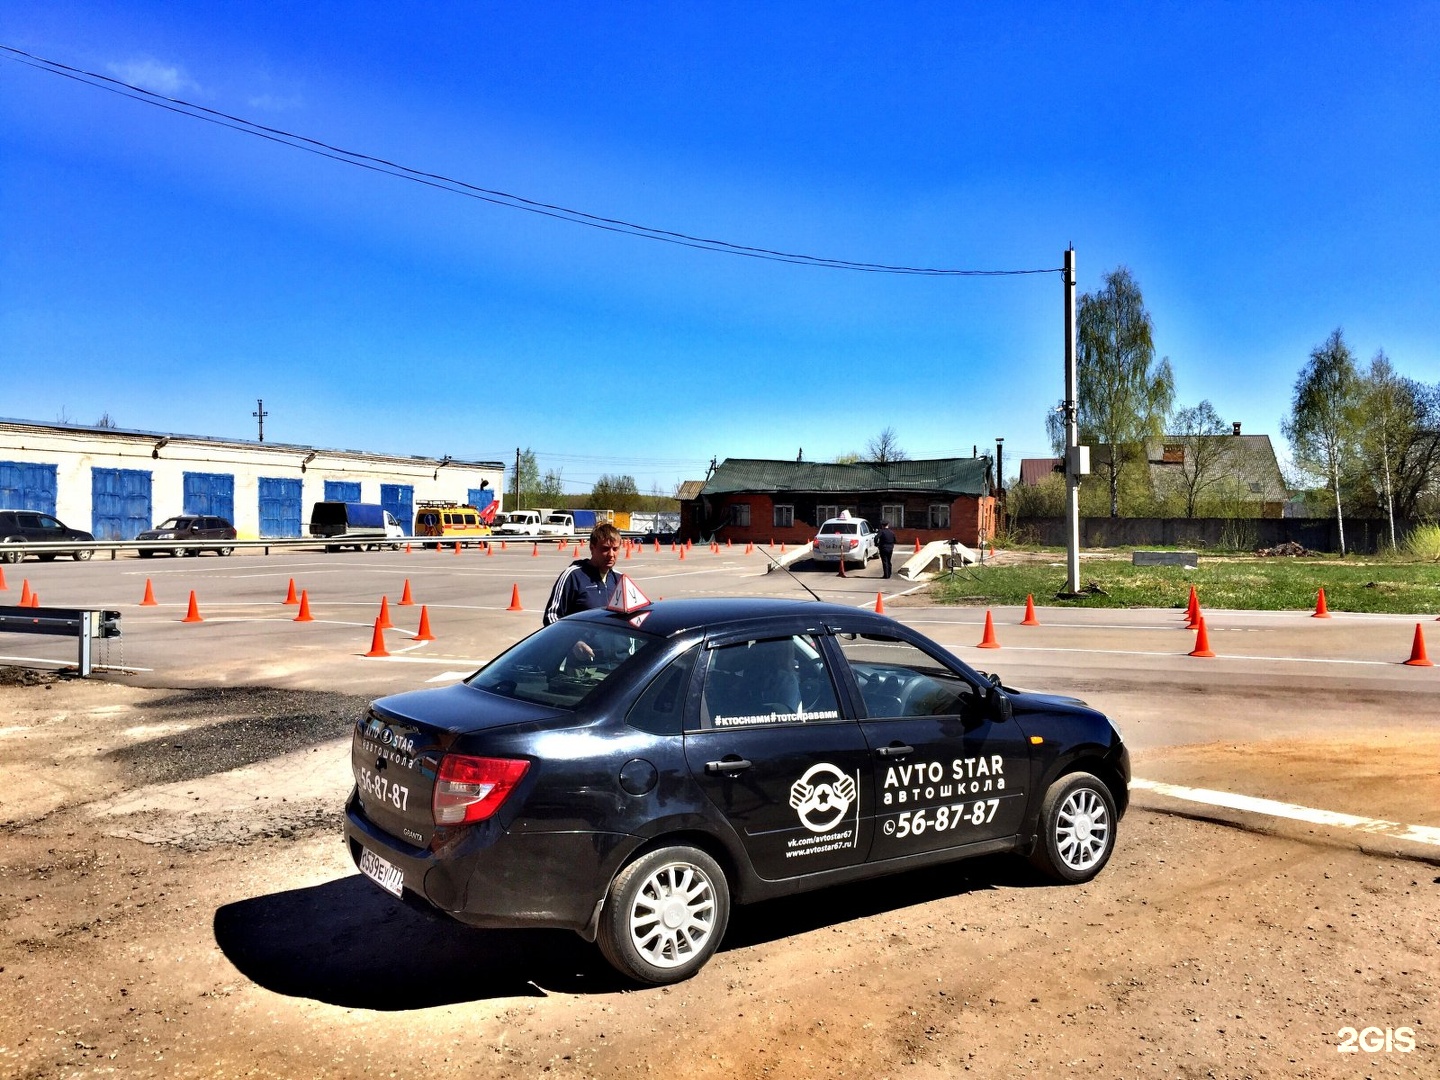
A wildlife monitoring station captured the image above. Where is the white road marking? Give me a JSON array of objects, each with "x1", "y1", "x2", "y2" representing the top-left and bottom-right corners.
[{"x1": 1131, "y1": 778, "x2": 1440, "y2": 847}]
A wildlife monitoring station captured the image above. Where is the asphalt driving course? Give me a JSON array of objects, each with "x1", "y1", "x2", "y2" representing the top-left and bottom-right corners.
[{"x1": 1, "y1": 541, "x2": 1436, "y2": 1077}]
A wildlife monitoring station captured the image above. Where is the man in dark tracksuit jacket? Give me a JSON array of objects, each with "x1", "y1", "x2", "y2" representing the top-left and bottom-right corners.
[
  {"x1": 876, "y1": 523, "x2": 897, "y2": 579},
  {"x1": 543, "y1": 523, "x2": 624, "y2": 625}
]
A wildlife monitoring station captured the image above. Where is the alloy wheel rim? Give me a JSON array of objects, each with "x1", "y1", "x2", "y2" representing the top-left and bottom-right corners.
[
  {"x1": 1055, "y1": 788, "x2": 1110, "y2": 870},
  {"x1": 628, "y1": 862, "x2": 717, "y2": 968}
]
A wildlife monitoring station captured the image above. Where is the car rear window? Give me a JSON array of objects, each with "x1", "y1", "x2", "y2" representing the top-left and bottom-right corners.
[
  {"x1": 819, "y1": 522, "x2": 858, "y2": 534},
  {"x1": 469, "y1": 620, "x2": 658, "y2": 709}
]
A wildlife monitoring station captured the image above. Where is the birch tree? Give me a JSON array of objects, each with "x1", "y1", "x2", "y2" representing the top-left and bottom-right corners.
[{"x1": 1282, "y1": 329, "x2": 1360, "y2": 555}]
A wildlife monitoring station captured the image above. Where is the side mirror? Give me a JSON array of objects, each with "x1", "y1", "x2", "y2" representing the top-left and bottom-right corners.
[{"x1": 982, "y1": 672, "x2": 1012, "y2": 723}]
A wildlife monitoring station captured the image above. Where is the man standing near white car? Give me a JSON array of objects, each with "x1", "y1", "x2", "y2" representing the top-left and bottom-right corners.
[{"x1": 543, "y1": 523, "x2": 623, "y2": 625}]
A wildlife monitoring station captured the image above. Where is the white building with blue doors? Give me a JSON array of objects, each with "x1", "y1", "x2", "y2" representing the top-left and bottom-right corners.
[{"x1": 0, "y1": 418, "x2": 504, "y2": 540}]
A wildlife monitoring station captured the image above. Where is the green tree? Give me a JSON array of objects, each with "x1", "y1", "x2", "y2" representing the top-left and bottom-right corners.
[
  {"x1": 590, "y1": 473, "x2": 641, "y2": 512},
  {"x1": 1163, "y1": 400, "x2": 1236, "y2": 518},
  {"x1": 1075, "y1": 267, "x2": 1174, "y2": 517},
  {"x1": 1354, "y1": 352, "x2": 1414, "y2": 548},
  {"x1": 508, "y1": 448, "x2": 540, "y2": 509},
  {"x1": 1282, "y1": 329, "x2": 1360, "y2": 555},
  {"x1": 538, "y1": 468, "x2": 566, "y2": 504}
]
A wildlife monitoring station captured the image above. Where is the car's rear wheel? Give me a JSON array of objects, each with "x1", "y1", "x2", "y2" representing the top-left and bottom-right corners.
[
  {"x1": 217, "y1": 546, "x2": 234, "y2": 557},
  {"x1": 1029, "y1": 772, "x2": 1117, "y2": 883},
  {"x1": 170, "y1": 547, "x2": 186, "y2": 558},
  {"x1": 73, "y1": 548, "x2": 93, "y2": 561},
  {"x1": 597, "y1": 846, "x2": 730, "y2": 986},
  {"x1": 1, "y1": 546, "x2": 20, "y2": 564}
]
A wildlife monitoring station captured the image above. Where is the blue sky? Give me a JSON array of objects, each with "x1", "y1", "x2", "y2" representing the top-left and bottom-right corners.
[{"x1": 2, "y1": 2, "x2": 1437, "y2": 495}]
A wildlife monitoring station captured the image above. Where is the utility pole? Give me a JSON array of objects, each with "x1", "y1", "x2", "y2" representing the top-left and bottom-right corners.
[
  {"x1": 1063, "y1": 247, "x2": 1081, "y2": 594},
  {"x1": 252, "y1": 398, "x2": 268, "y2": 442}
]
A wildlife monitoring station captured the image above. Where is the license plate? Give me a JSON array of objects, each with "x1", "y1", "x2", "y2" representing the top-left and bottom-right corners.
[{"x1": 358, "y1": 846, "x2": 405, "y2": 898}]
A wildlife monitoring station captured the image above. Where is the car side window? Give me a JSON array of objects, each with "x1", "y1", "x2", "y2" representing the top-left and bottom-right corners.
[
  {"x1": 626, "y1": 646, "x2": 699, "y2": 736},
  {"x1": 696, "y1": 634, "x2": 842, "y2": 730},
  {"x1": 835, "y1": 634, "x2": 975, "y2": 719}
]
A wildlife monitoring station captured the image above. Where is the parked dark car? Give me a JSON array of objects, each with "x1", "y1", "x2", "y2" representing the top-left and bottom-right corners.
[
  {"x1": 343, "y1": 594, "x2": 1129, "y2": 985},
  {"x1": 135, "y1": 515, "x2": 237, "y2": 557},
  {"x1": 0, "y1": 509, "x2": 95, "y2": 562}
]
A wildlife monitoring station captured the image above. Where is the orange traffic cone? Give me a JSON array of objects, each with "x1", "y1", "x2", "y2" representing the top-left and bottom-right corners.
[
  {"x1": 1313, "y1": 588, "x2": 1331, "y2": 618},
  {"x1": 914, "y1": 537, "x2": 921, "y2": 553},
  {"x1": 1189, "y1": 615, "x2": 1215, "y2": 657},
  {"x1": 501, "y1": 540, "x2": 507, "y2": 550},
  {"x1": 28, "y1": 591, "x2": 40, "y2": 608},
  {"x1": 399, "y1": 579, "x2": 414, "y2": 606},
  {"x1": 19, "y1": 579, "x2": 32, "y2": 606},
  {"x1": 1183, "y1": 585, "x2": 1198, "y2": 624},
  {"x1": 486, "y1": 543, "x2": 494, "y2": 557},
  {"x1": 453, "y1": 541, "x2": 461, "y2": 555},
  {"x1": 837, "y1": 554, "x2": 846, "y2": 577},
  {"x1": 364, "y1": 617, "x2": 389, "y2": 658},
  {"x1": 679, "y1": 546, "x2": 686, "y2": 560},
  {"x1": 1403, "y1": 623, "x2": 1434, "y2": 667},
  {"x1": 507, "y1": 584, "x2": 523, "y2": 612},
  {"x1": 624, "y1": 544, "x2": 631, "y2": 559},
  {"x1": 977, "y1": 610, "x2": 1000, "y2": 649},
  {"x1": 874, "y1": 592, "x2": 886, "y2": 614},
  {"x1": 294, "y1": 589, "x2": 314, "y2": 622},
  {"x1": 405, "y1": 543, "x2": 412, "y2": 554},
  {"x1": 377, "y1": 596, "x2": 393, "y2": 629},
  {"x1": 140, "y1": 578, "x2": 159, "y2": 607},
  {"x1": 413, "y1": 605, "x2": 435, "y2": 642},
  {"x1": 283, "y1": 578, "x2": 299, "y2": 605},
  {"x1": 532, "y1": 543, "x2": 539, "y2": 558},
  {"x1": 182, "y1": 590, "x2": 204, "y2": 623},
  {"x1": 1021, "y1": 594, "x2": 1040, "y2": 626},
  {"x1": 0, "y1": 565, "x2": 7, "y2": 590}
]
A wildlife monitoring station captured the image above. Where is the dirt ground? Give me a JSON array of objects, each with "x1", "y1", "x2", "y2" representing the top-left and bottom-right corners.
[{"x1": 0, "y1": 672, "x2": 1435, "y2": 1079}]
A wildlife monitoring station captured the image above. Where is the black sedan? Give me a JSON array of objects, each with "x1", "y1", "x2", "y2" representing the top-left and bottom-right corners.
[{"x1": 343, "y1": 593, "x2": 1129, "y2": 985}]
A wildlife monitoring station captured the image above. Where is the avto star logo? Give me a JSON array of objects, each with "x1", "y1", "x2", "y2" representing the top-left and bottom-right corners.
[{"x1": 789, "y1": 763, "x2": 857, "y2": 834}]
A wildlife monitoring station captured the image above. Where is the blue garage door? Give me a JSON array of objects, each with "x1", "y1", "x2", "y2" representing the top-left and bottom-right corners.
[
  {"x1": 258, "y1": 477, "x2": 303, "y2": 537},
  {"x1": 0, "y1": 461, "x2": 58, "y2": 514},
  {"x1": 92, "y1": 468, "x2": 153, "y2": 540},
  {"x1": 183, "y1": 472, "x2": 235, "y2": 521},
  {"x1": 381, "y1": 484, "x2": 413, "y2": 532},
  {"x1": 325, "y1": 480, "x2": 361, "y2": 502},
  {"x1": 468, "y1": 487, "x2": 495, "y2": 512}
]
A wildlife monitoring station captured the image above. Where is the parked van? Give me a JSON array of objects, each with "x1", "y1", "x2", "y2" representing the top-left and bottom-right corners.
[
  {"x1": 414, "y1": 501, "x2": 495, "y2": 548},
  {"x1": 309, "y1": 502, "x2": 404, "y2": 551},
  {"x1": 496, "y1": 509, "x2": 542, "y2": 536}
]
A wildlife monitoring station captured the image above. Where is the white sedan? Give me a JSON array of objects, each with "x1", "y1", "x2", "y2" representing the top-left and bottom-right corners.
[{"x1": 810, "y1": 516, "x2": 878, "y2": 568}]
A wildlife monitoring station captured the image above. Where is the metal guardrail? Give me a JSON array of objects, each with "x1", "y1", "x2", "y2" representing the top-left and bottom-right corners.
[
  {"x1": 0, "y1": 605, "x2": 121, "y2": 677},
  {"x1": 0, "y1": 532, "x2": 616, "y2": 561}
]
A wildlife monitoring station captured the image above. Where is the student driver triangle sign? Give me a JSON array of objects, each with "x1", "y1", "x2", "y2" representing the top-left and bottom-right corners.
[{"x1": 606, "y1": 574, "x2": 652, "y2": 617}]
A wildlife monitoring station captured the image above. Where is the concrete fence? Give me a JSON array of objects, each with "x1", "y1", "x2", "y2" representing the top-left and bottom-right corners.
[{"x1": 1010, "y1": 516, "x2": 1416, "y2": 555}]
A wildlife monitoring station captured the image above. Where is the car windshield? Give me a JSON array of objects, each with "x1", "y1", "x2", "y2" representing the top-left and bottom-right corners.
[
  {"x1": 156, "y1": 518, "x2": 187, "y2": 529},
  {"x1": 820, "y1": 522, "x2": 858, "y2": 534},
  {"x1": 469, "y1": 619, "x2": 659, "y2": 709}
]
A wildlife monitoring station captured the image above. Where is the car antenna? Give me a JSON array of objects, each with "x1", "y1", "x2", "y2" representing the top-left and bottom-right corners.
[{"x1": 754, "y1": 543, "x2": 824, "y2": 603}]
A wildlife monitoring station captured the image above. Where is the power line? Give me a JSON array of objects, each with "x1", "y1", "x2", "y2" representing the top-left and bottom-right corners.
[{"x1": 2, "y1": 44, "x2": 1063, "y2": 278}]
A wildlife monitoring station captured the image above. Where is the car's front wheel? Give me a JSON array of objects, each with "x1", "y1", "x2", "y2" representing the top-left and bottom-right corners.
[
  {"x1": 0, "y1": 546, "x2": 20, "y2": 564},
  {"x1": 170, "y1": 547, "x2": 186, "y2": 558},
  {"x1": 73, "y1": 548, "x2": 93, "y2": 561},
  {"x1": 217, "y1": 546, "x2": 234, "y2": 557},
  {"x1": 1029, "y1": 771, "x2": 1117, "y2": 883},
  {"x1": 597, "y1": 845, "x2": 730, "y2": 986}
]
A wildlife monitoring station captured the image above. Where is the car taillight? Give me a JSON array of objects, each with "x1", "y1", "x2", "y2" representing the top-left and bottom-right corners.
[
  {"x1": 848, "y1": 538, "x2": 859, "y2": 548},
  {"x1": 433, "y1": 755, "x2": 530, "y2": 825}
]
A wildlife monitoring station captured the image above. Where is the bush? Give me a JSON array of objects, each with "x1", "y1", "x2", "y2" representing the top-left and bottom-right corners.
[{"x1": 1402, "y1": 524, "x2": 1440, "y2": 561}]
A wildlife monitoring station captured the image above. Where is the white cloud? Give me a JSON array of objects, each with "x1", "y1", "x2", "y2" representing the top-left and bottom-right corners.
[{"x1": 107, "y1": 58, "x2": 199, "y2": 97}]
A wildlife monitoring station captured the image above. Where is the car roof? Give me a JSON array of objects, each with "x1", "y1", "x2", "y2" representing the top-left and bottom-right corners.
[{"x1": 567, "y1": 596, "x2": 894, "y2": 640}]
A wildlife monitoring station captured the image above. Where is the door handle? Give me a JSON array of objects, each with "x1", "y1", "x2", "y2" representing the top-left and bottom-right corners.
[
  {"x1": 704, "y1": 757, "x2": 753, "y2": 776},
  {"x1": 876, "y1": 744, "x2": 914, "y2": 758}
]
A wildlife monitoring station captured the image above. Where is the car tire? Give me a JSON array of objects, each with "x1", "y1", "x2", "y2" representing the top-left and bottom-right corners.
[
  {"x1": 217, "y1": 547, "x2": 234, "y2": 557},
  {"x1": 597, "y1": 845, "x2": 730, "y2": 986},
  {"x1": 170, "y1": 547, "x2": 186, "y2": 558},
  {"x1": 1029, "y1": 771, "x2": 1117, "y2": 884},
  {"x1": 73, "y1": 548, "x2": 93, "y2": 561},
  {"x1": 1, "y1": 546, "x2": 20, "y2": 564}
]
